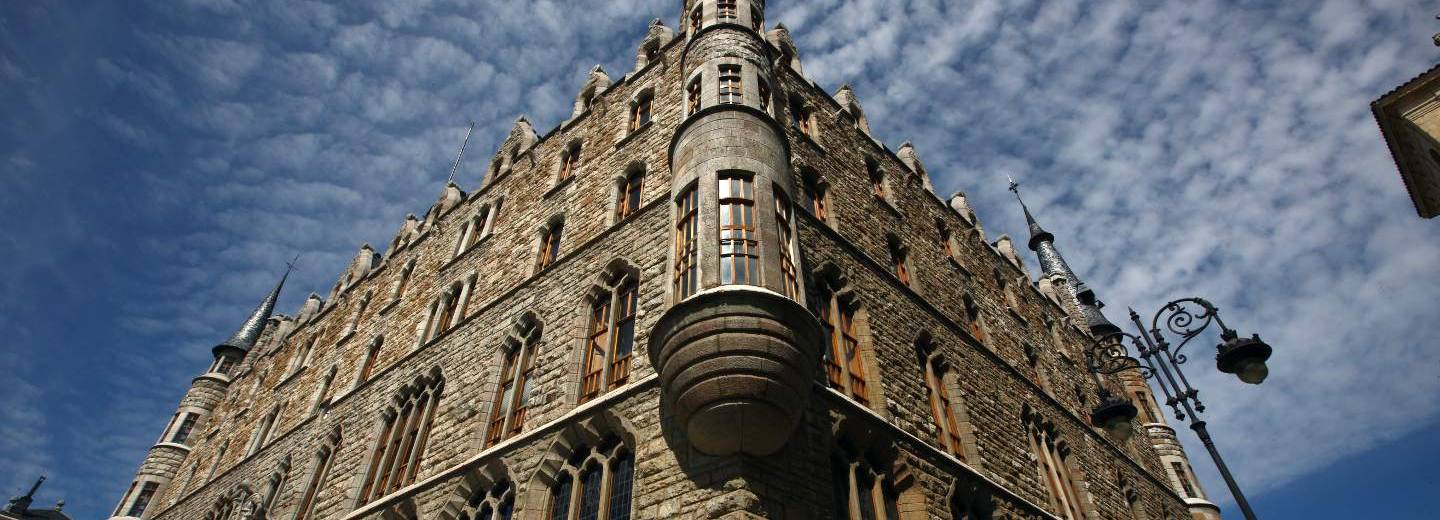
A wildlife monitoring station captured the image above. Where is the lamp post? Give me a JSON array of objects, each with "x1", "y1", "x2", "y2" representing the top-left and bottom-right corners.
[{"x1": 1082, "y1": 297, "x2": 1271, "y2": 520}]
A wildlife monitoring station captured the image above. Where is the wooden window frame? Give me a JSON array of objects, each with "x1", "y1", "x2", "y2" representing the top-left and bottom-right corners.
[
  {"x1": 718, "y1": 173, "x2": 759, "y2": 286},
  {"x1": 775, "y1": 189, "x2": 799, "y2": 299},
  {"x1": 673, "y1": 185, "x2": 700, "y2": 299},
  {"x1": 718, "y1": 64, "x2": 743, "y2": 105},
  {"x1": 820, "y1": 289, "x2": 868, "y2": 406}
]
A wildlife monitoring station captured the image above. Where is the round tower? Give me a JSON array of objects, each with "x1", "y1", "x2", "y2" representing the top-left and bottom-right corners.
[
  {"x1": 109, "y1": 273, "x2": 287, "y2": 519},
  {"x1": 650, "y1": 0, "x2": 825, "y2": 457}
]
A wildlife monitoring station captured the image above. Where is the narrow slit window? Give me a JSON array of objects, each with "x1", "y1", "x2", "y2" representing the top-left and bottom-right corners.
[
  {"x1": 775, "y1": 190, "x2": 799, "y2": 299},
  {"x1": 673, "y1": 186, "x2": 700, "y2": 299}
]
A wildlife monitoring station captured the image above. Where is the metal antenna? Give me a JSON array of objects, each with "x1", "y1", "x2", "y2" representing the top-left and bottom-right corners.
[{"x1": 447, "y1": 121, "x2": 476, "y2": 184}]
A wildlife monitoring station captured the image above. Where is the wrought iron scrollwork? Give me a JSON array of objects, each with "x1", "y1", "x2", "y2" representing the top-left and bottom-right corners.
[{"x1": 1084, "y1": 332, "x2": 1149, "y2": 377}]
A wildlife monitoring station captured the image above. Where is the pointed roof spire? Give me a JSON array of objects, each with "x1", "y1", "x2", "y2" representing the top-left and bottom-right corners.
[
  {"x1": 216, "y1": 261, "x2": 292, "y2": 354},
  {"x1": 1008, "y1": 176, "x2": 1054, "y2": 252},
  {"x1": 5, "y1": 475, "x2": 43, "y2": 513}
]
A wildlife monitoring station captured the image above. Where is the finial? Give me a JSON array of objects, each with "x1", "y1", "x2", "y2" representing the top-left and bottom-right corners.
[
  {"x1": 285, "y1": 254, "x2": 301, "y2": 277},
  {"x1": 1007, "y1": 174, "x2": 1019, "y2": 194}
]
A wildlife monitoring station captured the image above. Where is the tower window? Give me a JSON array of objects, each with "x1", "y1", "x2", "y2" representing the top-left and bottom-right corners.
[
  {"x1": 690, "y1": 6, "x2": 702, "y2": 33},
  {"x1": 718, "y1": 0, "x2": 737, "y2": 20},
  {"x1": 751, "y1": 5, "x2": 764, "y2": 31},
  {"x1": 718, "y1": 173, "x2": 758, "y2": 285},
  {"x1": 126, "y1": 482, "x2": 159, "y2": 517},
  {"x1": 775, "y1": 190, "x2": 799, "y2": 299},
  {"x1": 674, "y1": 186, "x2": 700, "y2": 299},
  {"x1": 538, "y1": 221, "x2": 564, "y2": 271},
  {"x1": 616, "y1": 169, "x2": 644, "y2": 221},
  {"x1": 630, "y1": 92, "x2": 653, "y2": 131},
  {"x1": 170, "y1": 412, "x2": 198, "y2": 444},
  {"x1": 213, "y1": 355, "x2": 235, "y2": 375},
  {"x1": 487, "y1": 322, "x2": 540, "y2": 446},
  {"x1": 758, "y1": 79, "x2": 771, "y2": 113},
  {"x1": 819, "y1": 288, "x2": 868, "y2": 405},
  {"x1": 687, "y1": 76, "x2": 703, "y2": 115},
  {"x1": 718, "y1": 64, "x2": 743, "y2": 105},
  {"x1": 359, "y1": 376, "x2": 443, "y2": 504},
  {"x1": 581, "y1": 281, "x2": 638, "y2": 402},
  {"x1": 1171, "y1": 462, "x2": 1197, "y2": 498}
]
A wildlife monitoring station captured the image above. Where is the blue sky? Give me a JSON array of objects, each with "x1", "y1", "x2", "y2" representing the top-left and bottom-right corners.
[{"x1": 2, "y1": 0, "x2": 1437, "y2": 518}]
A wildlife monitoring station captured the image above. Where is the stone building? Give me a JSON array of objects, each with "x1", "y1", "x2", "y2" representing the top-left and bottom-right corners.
[
  {"x1": 110, "y1": 2, "x2": 1220, "y2": 519},
  {"x1": 3, "y1": 477, "x2": 71, "y2": 520},
  {"x1": 1374, "y1": 61, "x2": 1440, "y2": 219}
]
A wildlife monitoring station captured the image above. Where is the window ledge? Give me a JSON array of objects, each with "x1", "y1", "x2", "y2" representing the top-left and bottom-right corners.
[
  {"x1": 441, "y1": 234, "x2": 491, "y2": 272},
  {"x1": 614, "y1": 121, "x2": 655, "y2": 149},
  {"x1": 543, "y1": 175, "x2": 577, "y2": 199},
  {"x1": 377, "y1": 297, "x2": 400, "y2": 316}
]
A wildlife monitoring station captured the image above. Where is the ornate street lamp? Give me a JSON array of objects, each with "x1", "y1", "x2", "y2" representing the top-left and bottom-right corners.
[{"x1": 1083, "y1": 297, "x2": 1271, "y2": 520}]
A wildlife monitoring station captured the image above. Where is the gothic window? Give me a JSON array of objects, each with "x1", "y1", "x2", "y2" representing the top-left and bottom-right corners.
[
  {"x1": 126, "y1": 481, "x2": 159, "y2": 517},
  {"x1": 616, "y1": 167, "x2": 644, "y2": 222},
  {"x1": 538, "y1": 220, "x2": 565, "y2": 272},
  {"x1": 831, "y1": 457, "x2": 900, "y2": 520},
  {"x1": 295, "y1": 436, "x2": 341, "y2": 520},
  {"x1": 581, "y1": 279, "x2": 639, "y2": 403},
  {"x1": 867, "y1": 158, "x2": 886, "y2": 200},
  {"x1": 546, "y1": 441, "x2": 634, "y2": 520},
  {"x1": 1025, "y1": 414, "x2": 1087, "y2": 520},
  {"x1": 206, "y1": 441, "x2": 229, "y2": 482},
  {"x1": 630, "y1": 91, "x2": 653, "y2": 132},
  {"x1": 673, "y1": 185, "x2": 700, "y2": 299},
  {"x1": 357, "y1": 336, "x2": 384, "y2": 387},
  {"x1": 689, "y1": 5, "x2": 703, "y2": 34},
  {"x1": 687, "y1": 76, "x2": 702, "y2": 115},
  {"x1": 559, "y1": 141, "x2": 582, "y2": 182},
  {"x1": 924, "y1": 358, "x2": 968, "y2": 462},
  {"x1": 487, "y1": 319, "x2": 540, "y2": 446},
  {"x1": 938, "y1": 222, "x2": 956, "y2": 260},
  {"x1": 718, "y1": 173, "x2": 759, "y2": 285},
  {"x1": 642, "y1": 42, "x2": 661, "y2": 67},
  {"x1": 775, "y1": 189, "x2": 799, "y2": 299},
  {"x1": 818, "y1": 285, "x2": 869, "y2": 406},
  {"x1": 803, "y1": 171, "x2": 831, "y2": 223},
  {"x1": 790, "y1": 97, "x2": 815, "y2": 138},
  {"x1": 345, "y1": 292, "x2": 373, "y2": 337},
  {"x1": 359, "y1": 373, "x2": 443, "y2": 504},
  {"x1": 393, "y1": 260, "x2": 417, "y2": 303},
  {"x1": 963, "y1": 294, "x2": 986, "y2": 344},
  {"x1": 458, "y1": 481, "x2": 515, "y2": 520},
  {"x1": 718, "y1": 64, "x2": 743, "y2": 105},
  {"x1": 996, "y1": 269, "x2": 1021, "y2": 311},
  {"x1": 262, "y1": 459, "x2": 291, "y2": 514},
  {"x1": 1025, "y1": 344, "x2": 1053, "y2": 395},
  {"x1": 717, "y1": 0, "x2": 737, "y2": 20},
  {"x1": 888, "y1": 238, "x2": 911, "y2": 287},
  {"x1": 436, "y1": 281, "x2": 467, "y2": 334},
  {"x1": 247, "y1": 404, "x2": 282, "y2": 456},
  {"x1": 311, "y1": 366, "x2": 337, "y2": 413},
  {"x1": 170, "y1": 412, "x2": 198, "y2": 444}
]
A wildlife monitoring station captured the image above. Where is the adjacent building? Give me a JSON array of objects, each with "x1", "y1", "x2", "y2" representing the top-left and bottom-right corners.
[
  {"x1": 1374, "y1": 62, "x2": 1440, "y2": 219},
  {"x1": 111, "y1": 1, "x2": 1220, "y2": 519}
]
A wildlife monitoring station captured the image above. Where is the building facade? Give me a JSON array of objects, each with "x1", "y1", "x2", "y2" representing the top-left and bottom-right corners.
[
  {"x1": 111, "y1": 2, "x2": 1221, "y2": 519},
  {"x1": 1374, "y1": 61, "x2": 1440, "y2": 219}
]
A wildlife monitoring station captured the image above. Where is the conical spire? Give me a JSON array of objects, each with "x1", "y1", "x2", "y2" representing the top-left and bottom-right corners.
[
  {"x1": 5, "y1": 476, "x2": 43, "y2": 513},
  {"x1": 1008, "y1": 177, "x2": 1122, "y2": 337},
  {"x1": 217, "y1": 265, "x2": 290, "y2": 352}
]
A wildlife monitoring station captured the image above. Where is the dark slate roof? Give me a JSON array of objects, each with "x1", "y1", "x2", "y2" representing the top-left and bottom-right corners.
[{"x1": 217, "y1": 270, "x2": 288, "y2": 352}]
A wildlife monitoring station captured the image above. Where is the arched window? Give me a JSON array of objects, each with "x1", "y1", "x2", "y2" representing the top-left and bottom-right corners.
[
  {"x1": 674, "y1": 185, "x2": 700, "y2": 299},
  {"x1": 262, "y1": 458, "x2": 291, "y2": 515},
  {"x1": 831, "y1": 456, "x2": 900, "y2": 520},
  {"x1": 888, "y1": 238, "x2": 911, "y2": 287},
  {"x1": 803, "y1": 171, "x2": 831, "y2": 223},
  {"x1": 393, "y1": 260, "x2": 416, "y2": 303},
  {"x1": 581, "y1": 279, "x2": 639, "y2": 403},
  {"x1": 718, "y1": 173, "x2": 758, "y2": 285},
  {"x1": 867, "y1": 158, "x2": 886, "y2": 200},
  {"x1": 247, "y1": 404, "x2": 282, "y2": 455},
  {"x1": 357, "y1": 336, "x2": 384, "y2": 387},
  {"x1": 437, "y1": 281, "x2": 466, "y2": 333},
  {"x1": 775, "y1": 189, "x2": 799, "y2": 299},
  {"x1": 718, "y1": 64, "x2": 743, "y2": 105},
  {"x1": 487, "y1": 318, "x2": 541, "y2": 446},
  {"x1": 311, "y1": 366, "x2": 337, "y2": 414},
  {"x1": 616, "y1": 168, "x2": 644, "y2": 221},
  {"x1": 538, "y1": 220, "x2": 564, "y2": 271},
  {"x1": 295, "y1": 434, "x2": 341, "y2": 520},
  {"x1": 629, "y1": 91, "x2": 653, "y2": 132},
  {"x1": 925, "y1": 358, "x2": 967, "y2": 462},
  {"x1": 545, "y1": 441, "x2": 634, "y2": 520},
  {"x1": 359, "y1": 373, "x2": 443, "y2": 504},
  {"x1": 458, "y1": 481, "x2": 515, "y2": 520},
  {"x1": 790, "y1": 98, "x2": 815, "y2": 138},
  {"x1": 818, "y1": 284, "x2": 868, "y2": 406},
  {"x1": 687, "y1": 76, "x2": 703, "y2": 115},
  {"x1": 1024, "y1": 412, "x2": 1087, "y2": 520},
  {"x1": 963, "y1": 294, "x2": 986, "y2": 343},
  {"x1": 559, "y1": 141, "x2": 582, "y2": 182}
]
